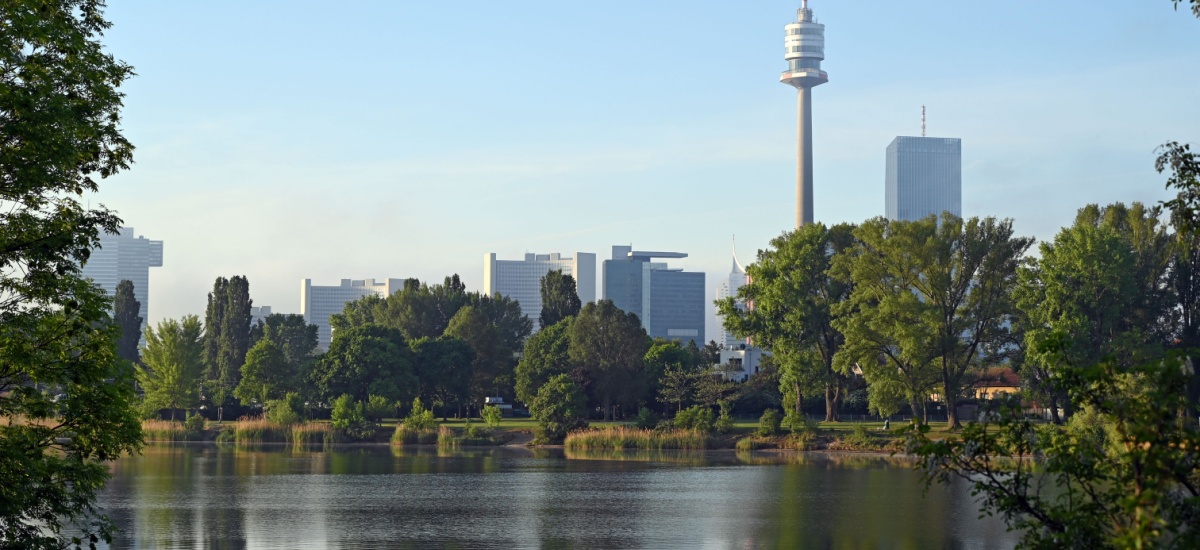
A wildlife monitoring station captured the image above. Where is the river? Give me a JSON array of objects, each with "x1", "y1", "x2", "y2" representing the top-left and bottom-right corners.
[{"x1": 98, "y1": 444, "x2": 1019, "y2": 549}]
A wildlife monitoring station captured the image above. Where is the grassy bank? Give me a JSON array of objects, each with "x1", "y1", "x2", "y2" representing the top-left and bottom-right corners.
[
  {"x1": 564, "y1": 427, "x2": 709, "y2": 450},
  {"x1": 141, "y1": 419, "x2": 205, "y2": 442}
]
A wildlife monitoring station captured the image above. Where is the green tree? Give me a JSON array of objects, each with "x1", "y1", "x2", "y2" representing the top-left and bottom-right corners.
[
  {"x1": 139, "y1": 316, "x2": 205, "y2": 421},
  {"x1": 329, "y1": 293, "x2": 386, "y2": 335},
  {"x1": 233, "y1": 339, "x2": 290, "y2": 405},
  {"x1": 539, "y1": 269, "x2": 582, "y2": 329},
  {"x1": 445, "y1": 305, "x2": 505, "y2": 406},
  {"x1": 719, "y1": 223, "x2": 856, "y2": 421},
  {"x1": 202, "y1": 275, "x2": 253, "y2": 407},
  {"x1": 568, "y1": 300, "x2": 650, "y2": 420},
  {"x1": 0, "y1": 1, "x2": 142, "y2": 544},
  {"x1": 530, "y1": 374, "x2": 588, "y2": 441},
  {"x1": 255, "y1": 313, "x2": 319, "y2": 369},
  {"x1": 836, "y1": 215, "x2": 1032, "y2": 428},
  {"x1": 113, "y1": 279, "x2": 142, "y2": 365},
  {"x1": 311, "y1": 324, "x2": 415, "y2": 403},
  {"x1": 515, "y1": 317, "x2": 573, "y2": 404},
  {"x1": 409, "y1": 336, "x2": 473, "y2": 419}
]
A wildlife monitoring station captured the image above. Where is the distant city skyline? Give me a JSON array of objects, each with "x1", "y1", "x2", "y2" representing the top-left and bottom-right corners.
[{"x1": 90, "y1": 1, "x2": 1200, "y2": 342}]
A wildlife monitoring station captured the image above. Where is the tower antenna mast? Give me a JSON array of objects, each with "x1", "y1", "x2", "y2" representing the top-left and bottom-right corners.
[{"x1": 922, "y1": 105, "x2": 926, "y2": 137}]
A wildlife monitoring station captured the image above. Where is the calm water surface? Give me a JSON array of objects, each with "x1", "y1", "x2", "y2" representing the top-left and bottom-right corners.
[{"x1": 100, "y1": 444, "x2": 1018, "y2": 549}]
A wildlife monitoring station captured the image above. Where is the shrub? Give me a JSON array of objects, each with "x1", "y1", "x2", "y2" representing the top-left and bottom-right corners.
[
  {"x1": 838, "y1": 424, "x2": 877, "y2": 450},
  {"x1": 183, "y1": 413, "x2": 206, "y2": 433},
  {"x1": 331, "y1": 394, "x2": 374, "y2": 441},
  {"x1": 365, "y1": 395, "x2": 393, "y2": 423},
  {"x1": 404, "y1": 398, "x2": 437, "y2": 430},
  {"x1": 674, "y1": 405, "x2": 715, "y2": 433},
  {"x1": 265, "y1": 392, "x2": 304, "y2": 426},
  {"x1": 757, "y1": 409, "x2": 782, "y2": 437},
  {"x1": 634, "y1": 407, "x2": 659, "y2": 430},
  {"x1": 392, "y1": 425, "x2": 438, "y2": 445},
  {"x1": 481, "y1": 405, "x2": 503, "y2": 427}
]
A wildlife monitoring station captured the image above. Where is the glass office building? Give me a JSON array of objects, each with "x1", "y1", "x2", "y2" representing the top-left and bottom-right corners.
[
  {"x1": 602, "y1": 246, "x2": 705, "y2": 346},
  {"x1": 885, "y1": 136, "x2": 962, "y2": 222},
  {"x1": 80, "y1": 227, "x2": 163, "y2": 336}
]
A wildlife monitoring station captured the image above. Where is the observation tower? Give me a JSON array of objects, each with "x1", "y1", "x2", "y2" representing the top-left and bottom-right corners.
[{"x1": 780, "y1": 0, "x2": 828, "y2": 228}]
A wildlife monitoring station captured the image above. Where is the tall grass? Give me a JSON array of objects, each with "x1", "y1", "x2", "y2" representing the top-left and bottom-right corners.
[
  {"x1": 232, "y1": 418, "x2": 290, "y2": 444},
  {"x1": 291, "y1": 422, "x2": 337, "y2": 448},
  {"x1": 392, "y1": 425, "x2": 438, "y2": 445},
  {"x1": 436, "y1": 425, "x2": 457, "y2": 447},
  {"x1": 142, "y1": 419, "x2": 204, "y2": 442},
  {"x1": 564, "y1": 427, "x2": 708, "y2": 450}
]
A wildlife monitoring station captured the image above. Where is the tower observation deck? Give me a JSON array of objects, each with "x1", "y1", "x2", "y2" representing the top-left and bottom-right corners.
[{"x1": 781, "y1": 0, "x2": 827, "y2": 228}]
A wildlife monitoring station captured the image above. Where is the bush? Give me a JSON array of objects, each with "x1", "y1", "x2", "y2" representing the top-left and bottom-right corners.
[
  {"x1": 365, "y1": 395, "x2": 393, "y2": 423},
  {"x1": 392, "y1": 425, "x2": 438, "y2": 445},
  {"x1": 784, "y1": 410, "x2": 819, "y2": 437},
  {"x1": 331, "y1": 394, "x2": 374, "y2": 441},
  {"x1": 265, "y1": 392, "x2": 304, "y2": 426},
  {"x1": 634, "y1": 407, "x2": 659, "y2": 430},
  {"x1": 404, "y1": 398, "x2": 437, "y2": 430},
  {"x1": 481, "y1": 404, "x2": 503, "y2": 428},
  {"x1": 839, "y1": 424, "x2": 877, "y2": 450},
  {"x1": 674, "y1": 405, "x2": 715, "y2": 433},
  {"x1": 758, "y1": 409, "x2": 782, "y2": 437},
  {"x1": 183, "y1": 413, "x2": 205, "y2": 433}
]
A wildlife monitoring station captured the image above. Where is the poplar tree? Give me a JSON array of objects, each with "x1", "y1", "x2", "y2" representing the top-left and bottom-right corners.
[
  {"x1": 539, "y1": 269, "x2": 582, "y2": 329},
  {"x1": 113, "y1": 279, "x2": 142, "y2": 364}
]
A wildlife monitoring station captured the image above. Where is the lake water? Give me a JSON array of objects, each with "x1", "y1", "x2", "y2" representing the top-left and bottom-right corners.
[{"x1": 99, "y1": 444, "x2": 1019, "y2": 549}]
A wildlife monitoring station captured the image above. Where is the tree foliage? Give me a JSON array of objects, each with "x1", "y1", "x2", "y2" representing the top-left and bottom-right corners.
[
  {"x1": 835, "y1": 215, "x2": 1031, "y2": 428},
  {"x1": 233, "y1": 339, "x2": 290, "y2": 405},
  {"x1": 530, "y1": 374, "x2": 588, "y2": 441},
  {"x1": 112, "y1": 279, "x2": 141, "y2": 365},
  {"x1": 138, "y1": 315, "x2": 205, "y2": 420},
  {"x1": 409, "y1": 336, "x2": 473, "y2": 418},
  {"x1": 311, "y1": 324, "x2": 415, "y2": 403},
  {"x1": 0, "y1": 0, "x2": 143, "y2": 545},
  {"x1": 202, "y1": 275, "x2": 253, "y2": 406},
  {"x1": 515, "y1": 317, "x2": 573, "y2": 404},
  {"x1": 539, "y1": 269, "x2": 581, "y2": 329},
  {"x1": 719, "y1": 223, "x2": 856, "y2": 421},
  {"x1": 568, "y1": 300, "x2": 650, "y2": 420}
]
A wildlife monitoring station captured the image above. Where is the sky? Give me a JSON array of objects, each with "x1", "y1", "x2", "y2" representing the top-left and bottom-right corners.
[{"x1": 93, "y1": 1, "x2": 1200, "y2": 340}]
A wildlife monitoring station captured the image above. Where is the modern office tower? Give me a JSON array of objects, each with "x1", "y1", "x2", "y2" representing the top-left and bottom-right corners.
[
  {"x1": 301, "y1": 278, "x2": 407, "y2": 350},
  {"x1": 885, "y1": 136, "x2": 963, "y2": 221},
  {"x1": 781, "y1": 0, "x2": 828, "y2": 229},
  {"x1": 715, "y1": 246, "x2": 749, "y2": 349},
  {"x1": 483, "y1": 252, "x2": 596, "y2": 326},
  {"x1": 80, "y1": 227, "x2": 163, "y2": 336},
  {"x1": 602, "y1": 246, "x2": 705, "y2": 346}
]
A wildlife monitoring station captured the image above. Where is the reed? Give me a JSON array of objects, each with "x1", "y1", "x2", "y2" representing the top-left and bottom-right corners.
[
  {"x1": 564, "y1": 427, "x2": 708, "y2": 451},
  {"x1": 391, "y1": 425, "x2": 438, "y2": 445},
  {"x1": 232, "y1": 417, "x2": 289, "y2": 444},
  {"x1": 291, "y1": 422, "x2": 337, "y2": 447},
  {"x1": 436, "y1": 425, "x2": 457, "y2": 447},
  {"x1": 141, "y1": 419, "x2": 203, "y2": 442}
]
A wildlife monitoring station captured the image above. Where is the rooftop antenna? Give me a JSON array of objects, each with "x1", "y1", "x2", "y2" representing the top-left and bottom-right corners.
[{"x1": 921, "y1": 105, "x2": 926, "y2": 137}]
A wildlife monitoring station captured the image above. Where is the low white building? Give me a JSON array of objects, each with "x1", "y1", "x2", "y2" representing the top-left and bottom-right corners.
[
  {"x1": 301, "y1": 278, "x2": 406, "y2": 350},
  {"x1": 483, "y1": 252, "x2": 596, "y2": 327}
]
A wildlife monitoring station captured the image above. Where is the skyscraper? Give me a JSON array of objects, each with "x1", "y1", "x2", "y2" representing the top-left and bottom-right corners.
[
  {"x1": 781, "y1": 1, "x2": 828, "y2": 228},
  {"x1": 483, "y1": 252, "x2": 597, "y2": 326},
  {"x1": 715, "y1": 244, "x2": 748, "y2": 349},
  {"x1": 301, "y1": 278, "x2": 407, "y2": 350},
  {"x1": 80, "y1": 227, "x2": 163, "y2": 336},
  {"x1": 885, "y1": 136, "x2": 963, "y2": 222},
  {"x1": 603, "y1": 246, "x2": 705, "y2": 346}
]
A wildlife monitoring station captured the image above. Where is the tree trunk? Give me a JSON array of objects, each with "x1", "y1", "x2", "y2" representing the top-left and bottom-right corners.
[
  {"x1": 824, "y1": 383, "x2": 840, "y2": 422},
  {"x1": 793, "y1": 382, "x2": 802, "y2": 414},
  {"x1": 603, "y1": 396, "x2": 612, "y2": 422},
  {"x1": 909, "y1": 397, "x2": 923, "y2": 426},
  {"x1": 1048, "y1": 394, "x2": 1062, "y2": 425},
  {"x1": 945, "y1": 392, "x2": 960, "y2": 430}
]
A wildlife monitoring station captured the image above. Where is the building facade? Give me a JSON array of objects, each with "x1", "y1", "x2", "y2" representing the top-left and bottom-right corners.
[
  {"x1": 885, "y1": 136, "x2": 962, "y2": 222},
  {"x1": 80, "y1": 227, "x2": 163, "y2": 336},
  {"x1": 602, "y1": 246, "x2": 705, "y2": 345},
  {"x1": 301, "y1": 278, "x2": 406, "y2": 350},
  {"x1": 482, "y1": 252, "x2": 596, "y2": 326},
  {"x1": 714, "y1": 245, "x2": 763, "y2": 381},
  {"x1": 715, "y1": 247, "x2": 749, "y2": 349}
]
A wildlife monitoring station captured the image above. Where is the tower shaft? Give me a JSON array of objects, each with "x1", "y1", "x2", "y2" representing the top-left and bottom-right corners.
[{"x1": 796, "y1": 87, "x2": 814, "y2": 228}]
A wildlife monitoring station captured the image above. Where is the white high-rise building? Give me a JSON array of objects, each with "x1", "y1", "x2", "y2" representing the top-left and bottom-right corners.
[
  {"x1": 715, "y1": 246, "x2": 749, "y2": 349},
  {"x1": 885, "y1": 136, "x2": 962, "y2": 222},
  {"x1": 483, "y1": 252, "x2": 596, "y2": 327},
  {"x1": 80, "y1": 227, "x2": 163, "y2": 335},
  {"x1": 301, "y1": 278, "x2": 407, "y2": 350}
]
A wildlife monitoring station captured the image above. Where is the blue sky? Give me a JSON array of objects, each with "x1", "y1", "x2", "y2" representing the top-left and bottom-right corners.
[{"x1": 95, "y1": 1, "x2": 1200, "y2": 340}]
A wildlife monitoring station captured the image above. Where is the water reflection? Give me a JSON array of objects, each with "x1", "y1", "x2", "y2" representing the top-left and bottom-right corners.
[{"x1": 100, "y1": 445, "x2": 1017, "y2": 549}]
